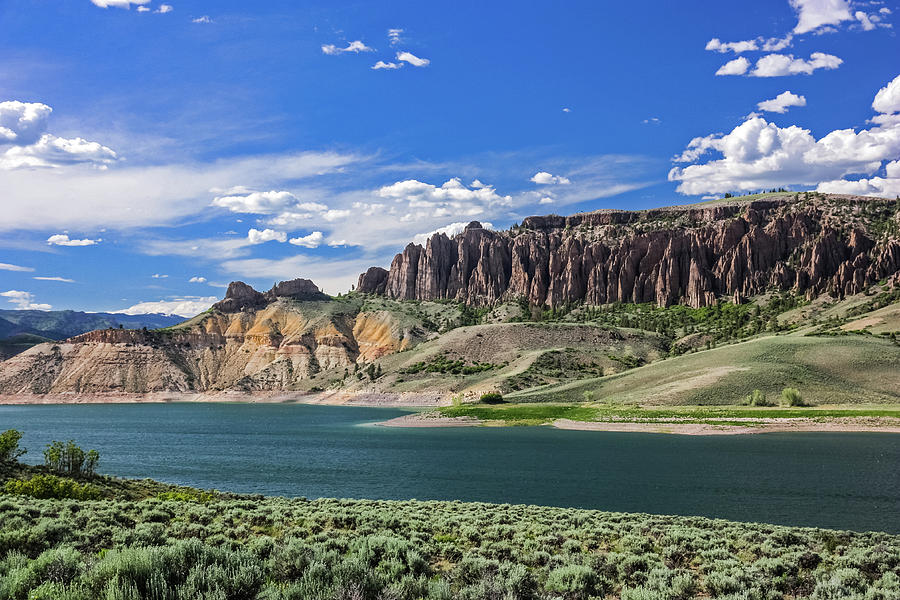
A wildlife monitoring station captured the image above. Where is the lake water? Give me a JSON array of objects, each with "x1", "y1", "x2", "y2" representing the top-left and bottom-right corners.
[{"x1": 1, "y1": 403, "x2": 898, "y2": 533}]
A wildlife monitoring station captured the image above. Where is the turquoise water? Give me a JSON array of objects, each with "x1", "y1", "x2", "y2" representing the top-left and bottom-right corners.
[{"x1": 1, "y1": 403, "x2": 898, "y2": 533}]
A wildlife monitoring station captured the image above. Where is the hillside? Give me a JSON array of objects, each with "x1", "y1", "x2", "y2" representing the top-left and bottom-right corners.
[{"x1": 1, "y1": 193, "x2": 899, "y2": 402}]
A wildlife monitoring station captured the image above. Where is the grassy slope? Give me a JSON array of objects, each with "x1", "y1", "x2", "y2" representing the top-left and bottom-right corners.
[{"x1": 509, "y1": 333, "x2": 900, "y2": 406}]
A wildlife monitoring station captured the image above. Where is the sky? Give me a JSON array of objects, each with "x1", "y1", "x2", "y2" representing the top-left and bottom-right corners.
[{"x1": 1, "y1": 0, "x2": 899, "y2": 316}]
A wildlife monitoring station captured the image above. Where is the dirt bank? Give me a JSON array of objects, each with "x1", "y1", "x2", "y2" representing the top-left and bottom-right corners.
[{"x1": 0, "y1": 391, "x2": 447, "y2": 407}]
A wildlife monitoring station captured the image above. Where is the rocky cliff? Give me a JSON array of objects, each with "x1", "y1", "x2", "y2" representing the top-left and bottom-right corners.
[
  {"x1": 0, "y1": 281, "x2": 425, "y2": 394},
  {"x1": 358, "y1": 193, "x2": 900, "y2": 308}
]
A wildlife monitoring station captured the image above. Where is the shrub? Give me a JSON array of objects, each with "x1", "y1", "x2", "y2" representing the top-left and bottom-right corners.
[
  {"x1": 0, "y1": 429, "x2": 26, "y2": 463},
  {"x1": 480, "y1": 392, "x2": 505, "y2": 404},
  {"x1": 781, "y1": 387, "x2": 805, "y2": 407},
  {"x1": 746, "y1": 389, "x2": 773, "y2": 407},
  {"x1": 4, "y1": 474, "x2": 101, "y2": 500}
]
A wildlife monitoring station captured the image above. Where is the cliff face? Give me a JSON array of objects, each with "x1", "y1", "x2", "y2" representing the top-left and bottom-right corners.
[
  {"x1": 358, "y1": 195, "x2": 900, "y2": 308},
  {"x1": 0, "y1": 281, "x2": 421, "y2": 394}
]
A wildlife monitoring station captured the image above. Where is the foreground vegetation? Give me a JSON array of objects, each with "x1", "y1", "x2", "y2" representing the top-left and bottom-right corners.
[{"x1": 2, "y1": 478, "x2": 899, "y2": 599}]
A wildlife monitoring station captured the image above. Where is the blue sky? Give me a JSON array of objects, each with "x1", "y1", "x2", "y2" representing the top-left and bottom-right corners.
[{"x1": 1, "y1": 0, "x2": 899, "y2": 315}]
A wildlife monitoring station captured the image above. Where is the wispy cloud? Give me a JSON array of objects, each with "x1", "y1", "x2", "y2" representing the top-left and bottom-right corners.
[{"x1": 322, "y1": 41, "x2": 374, "y2": 55}]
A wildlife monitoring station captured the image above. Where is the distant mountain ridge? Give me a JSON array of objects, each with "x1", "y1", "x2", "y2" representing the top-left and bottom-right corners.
[{"x1": 0, "y1": 309, "x2": 185, "y2": 360}]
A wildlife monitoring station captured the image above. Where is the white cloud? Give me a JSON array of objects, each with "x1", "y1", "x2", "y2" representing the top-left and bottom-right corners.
[
  {"x1": 643, "y1": 117, "x2": 661, "y2": 125},
  {"x1": 247, "y1": 228, "x2": 287, "y2": 244},
  {"x1": 156, "y1": 3, "x2": 173, "y2": 13},
  {"x1": 151, "y1": 273, "x2": 168, "y2": 278},
  {"x1": 716, "y1": 57, "x2": 750, "y2": 76},
  {"x1": 1, "y1": 290, "x2": 51, "y2": 310},
  {"x1": 0, "y1": 262, "x2": 34, "y2": 272},
  {"x1": 562, "y1": 107, "x2": 571, "y2": 113},
  {"x1": 137, "y1": 5, "x2": 149, "y2": 11},
  {"x1": 327, "y1": 239, "x2": 358, "y2": 247},
  {"x1": 0, "y1": 101, "x2": 51, "y2": 145},
  {"x1": 873, "y1": 74, "x2": 900, "y2": 114},
  {"x1": 539, "y1": 197, "x2": 555, "y2": 205},
  {"x1": 790, "y1": 0, "x2": 853, "y2": 34},
  {"x1": 322, "y1": 209, "x2": 351, "y2": 221},
  {"x1": 530, "y1": 171, "x2": 571, "y2": 185},
  {"x1": 412, "y1": 221, "x2": 495, "y2": 245},
  {"x1": 757, "y1": 90, "x2": 807, "y2": 113},
  {"x1": 396, "y1": 51, "x2": 430, "y2": 67},
  {"x1": 372, "y1": 61, "x2": 402, "y2": 70},
  {"x1": 192, "y1": 15, "x2": 211, "y2": 23},
  {"x1": 90, "y1": 0, "x2": 151, "y2": 8},
  {"x1": 289, "y1": 231, "x2": 325, "y2": 248},
  {"x1": 0, "y1": 150, "x2": 361, "y2": 232},
  {"x1": 1, "y1": 133, "x2": 118, "y2": 169},
  {"x1": 669, "y1": 75, "x2": 900, "y2": 197},
  {"x1": 818, "y1": 159, "x2": 900, "y2": 197},
  {"x1": 749, "y1": 52, "x2": 842, "y2": 77},
  {"x1": 212, "y1": 190, "x2": 300, "y2": 214},
  {"x1": 378, "y1": 177, "x2": 511, "y2": 218},
  {"x1": 388, "y1": 28, "x2": 403, "y2": 46},
  {"x1": 47, "y1": 234, "x2": 100, "y2": 246},
  {"x1": 33, "y1": 276, "x2": 75, "y2": 283},
  {"x1": 188, "y1": 276, "x2": 207, "y2": 283},
  {"x1": 114, "y1": 296, "x2": 217, "y2": 317},
  {"x1": 705, "y1": 35, "x2": 794, "y2": 54},
  {"x1": 322, "y1": 41, "x2": 374, "y2": 55}
]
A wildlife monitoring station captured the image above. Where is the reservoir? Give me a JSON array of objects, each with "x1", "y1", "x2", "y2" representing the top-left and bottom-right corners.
[{"x1": 2, "y1": 402, "x2": 898, "y2": 533}]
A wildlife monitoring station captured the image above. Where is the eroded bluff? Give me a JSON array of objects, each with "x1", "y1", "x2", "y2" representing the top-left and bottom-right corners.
[
  {"x1": 0, "y1": 281, "x2": 421, "y2": 394},
  {"x1": 357, "y1": 194, "x2": 900, "y2": 308}
]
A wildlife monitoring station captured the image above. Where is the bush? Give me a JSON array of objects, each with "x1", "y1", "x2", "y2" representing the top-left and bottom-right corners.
[
  {"x1": 4, "y1": 474, "x2": 101, "y2": 500},
  {"x1": 746, "y1": 389, "x2": 773, "y2": 407},
  {"x1": 781, "y1": 387, "x2": 806, "y2": 407},
  {"x1": 480, "y1": 392, "x2": 505, "y2": 404},
  {"x1": 0, "y1": 429, "x2": 26, "y2": 463}
]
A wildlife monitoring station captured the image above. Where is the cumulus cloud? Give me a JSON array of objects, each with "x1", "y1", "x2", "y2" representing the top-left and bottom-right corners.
[
  {"x1": 0, "y1": 262, "x2": 34, "y2": 272},
  {"x1": 47, "y1": 234, "x2": 100, "y2": 246},
  {"x1": 33, "y1": 276, "x2": 75, "y2": 283},
  {"x1": 412, "y1": 221, "x2": 494, "y2": 245},
  {"x1": 378, "y1": 177, "x2": 511, "y2": 219},
  {"x1": 388, "y1": 28, "x2": 403, "y2": 45},
  {"x1": 212, "y1": 190, "x2": 300, "y2": 214},
  {"x1": 289, "y1": 231, "x2": 324, "y2": 248},
  {"x1": 790, "y1": 0, "x2": 853, "y2": 34},
  {"x1": 669, "y1": 74, "x2": 900, "y2": 197},
  {"x1": 705, "y1": 35, "x2": 793, "y2": 54},
  {"x1": 372, "y1": 61, "x2": 402, "y2": 70},
  {"x1": 247, "y1": 228, "x2": 287, "y2": 244},
  {"x1": 530, "y1": 171, "x2": 571, "y2": 185},
  {"x1": 873, "y1": 75, "x2": 900, "y2": 114},
  {"x1": 396, "y1": 51, "x2": 430, "y2": 67},
  {"x1": 757, "y1": 91, "x2": 807, "y2": 113},
  {"x1": 539, "y1": 197, "x2": 555, "y2": 205},
  {"x1": 716, "y1": 57, "x2": 750, "y2": 76},
  {"x1": 188, "y1": 276, "x2": 207, "y2": 283},
  {"x1": 750, "y1": 52, "x2": 842, "y2": 77},
  {"x1": 157, "y1": 4, "x2": 173, "y2": 13},
  {"x1": 1, "y1": 290, "x2": 51, "y2": 310},
  {"x1": 0, "y1": 100, "x2": 117, "y2": 169},
  {"x1": 322, "y1": 41, "x2": 374, "y2": 55},
  {"x1": 90, "y1": 0, "x2": 150, "y2": 8},
  {"x1": 0, "y1": 101, "x2": 51, "y2": 145},
  {"x1": 114, "y1": 296, "x2": 218, "y2": 317}
]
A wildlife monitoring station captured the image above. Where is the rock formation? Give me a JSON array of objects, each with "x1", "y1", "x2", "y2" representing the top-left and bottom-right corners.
[
  {"x1": 0, "y1": 279, "x2": 423, "y2": 394},
  {"x1": 358, "y1": 194, "x2": 900, "y2": 308}
]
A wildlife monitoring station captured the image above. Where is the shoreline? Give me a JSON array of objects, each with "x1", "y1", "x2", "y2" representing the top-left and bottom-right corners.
[
  {"x1": 376, "y1": 413, "x2": 900, "y2": 435},
  {"x1": 0, "y1": 391, "x2": 446, "y2": 408}
]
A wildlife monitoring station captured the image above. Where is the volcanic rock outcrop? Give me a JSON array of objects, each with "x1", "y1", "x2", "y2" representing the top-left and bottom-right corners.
[{"x1": 358, "y1": 194, "x2": 900, "y2": 308}]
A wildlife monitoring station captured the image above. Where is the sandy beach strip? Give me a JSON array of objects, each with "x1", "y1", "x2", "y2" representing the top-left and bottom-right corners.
[
  {"x1": 552, "y1": 418, "x2": 900, "y2": 435},
  {"x1": 376, "y1": 413, "x2": 483, "y2": 427}
]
